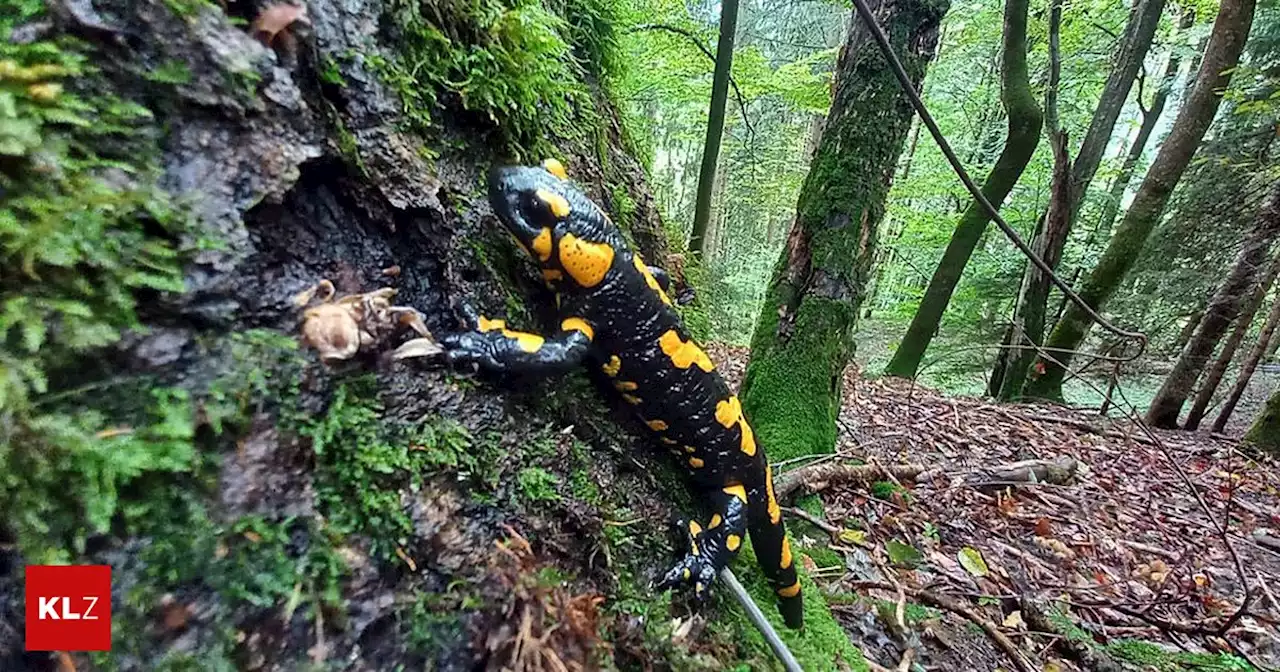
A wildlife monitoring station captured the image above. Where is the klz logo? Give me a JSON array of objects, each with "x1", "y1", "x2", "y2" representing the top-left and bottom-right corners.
[{"x1": 25, "y1": 565, "x2": 112, "y2": 651}]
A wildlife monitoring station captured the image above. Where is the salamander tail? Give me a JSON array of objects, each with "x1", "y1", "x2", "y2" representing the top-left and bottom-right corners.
[{"x1": 747, "y1": 479, "x2": 804, "y2": 629}]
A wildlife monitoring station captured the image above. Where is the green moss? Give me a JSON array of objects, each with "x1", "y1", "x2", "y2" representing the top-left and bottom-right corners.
[
  {"x1": 376, "y1": 0, "x2": 587, "y2": 154},
  {"x1": 301, "y1": 377, "x2": 483, "y2": 560},
  {"x1": 1244, "y1": 388, "x2": 1280, "y2": 454},
  {"x1": 1102, "y1": 640, "x2": 1252, "y2": 671},
  {"x1": 517, "y1": 466, "x2": 562, "y2": 503},
  {"x1": 727, "y1": 537, "x2": 867, "y2": 672}
]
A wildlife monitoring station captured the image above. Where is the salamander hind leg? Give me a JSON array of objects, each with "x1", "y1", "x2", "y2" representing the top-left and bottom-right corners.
[
  {"x1": 656, "y1": 486, "x2": 748, "y2": 602},
  {"x1": 747, "y1": 474, "x2": 804, "y2": 629}
]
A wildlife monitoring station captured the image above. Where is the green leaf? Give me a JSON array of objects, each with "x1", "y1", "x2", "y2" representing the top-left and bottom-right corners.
[
  {"x1": 886, "y1": 539, "x2": 922, "y2": 567},
  {"x1": 959, "y1": 546, "x2": 989, "y2": 577}
]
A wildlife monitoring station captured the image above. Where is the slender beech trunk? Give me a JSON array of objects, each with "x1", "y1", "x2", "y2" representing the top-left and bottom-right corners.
[
  {"x1": 992, "y1": 0, "x2": 1069, "y2": 400},
  {"x1": 1093, "y1": 11, "x2": 1193, "y2": 242},
  {"x1": 1147, "y1": 181, "x2": 1280, "y2": 427},
  {"x1": 1213, "y1": 293, "x2": 1280, "y2": 432},
  {"x1": 688, "y1": 0, "x2": 740, "y2": 254},
  {"x1": 1067, "y1": 0, "x2": 1167, "y2": 223},
  {"x1": 1024, "y1": 0, "x2": 1256, "y2": 401},
  {"x1": 884, "y1": 0, "x2": 1041, "y2": 379},
  {"x1": 1184, "y1": 251, "x2": 1280, "y2": 429},
  {"x1": 1245, "y1": 387, "x2": 1280, "y2": 454},
  {"x1": 742, "y1": 0, "x2": 948, "y2": 460}
]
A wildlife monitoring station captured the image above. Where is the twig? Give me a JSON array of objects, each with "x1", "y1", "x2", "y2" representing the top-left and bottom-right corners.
[
  {"x1": 627, "y1": 23, "x2": 755, "y2": 138},
  {"x1": 847, "y1": 581, "x2": 1038, "y2": 672},
  {"x1": 776, "y1": 462, "x2": 926, "y2": 500},
  {"x1": 719, "y1": 568, "x2": 802, "y2": 672},
  {"x1": 782, "y1": 506, "x2": 841, "y2": 535}
]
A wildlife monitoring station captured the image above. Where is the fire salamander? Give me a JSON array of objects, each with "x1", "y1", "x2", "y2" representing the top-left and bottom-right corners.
[{"x1": 439, "y1": 160, "x2": 803, "y2": 628}]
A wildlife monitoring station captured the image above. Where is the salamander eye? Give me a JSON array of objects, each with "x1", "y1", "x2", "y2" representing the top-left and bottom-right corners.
[{"x1": 528, "y1": 188, "x2": 571, "y2": 222}]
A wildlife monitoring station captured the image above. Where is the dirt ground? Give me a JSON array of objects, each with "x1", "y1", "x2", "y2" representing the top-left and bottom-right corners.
[{"x1": 709, "y1": 342, "x2": 1280, "y2": 671}]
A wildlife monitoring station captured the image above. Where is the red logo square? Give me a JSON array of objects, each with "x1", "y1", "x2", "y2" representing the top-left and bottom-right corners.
[{"x1": 25, "y1": 565, "x2": 112, "y2": 651}]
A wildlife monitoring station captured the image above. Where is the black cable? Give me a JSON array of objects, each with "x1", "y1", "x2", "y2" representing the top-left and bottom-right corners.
[{"x1": 848, "y1": 0, "x2": 1148, "y2": 358}]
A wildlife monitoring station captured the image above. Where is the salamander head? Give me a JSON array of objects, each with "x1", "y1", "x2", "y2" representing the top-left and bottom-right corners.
[{"x1": 487, "y1": 160, "x2": 624, "y2": 269}]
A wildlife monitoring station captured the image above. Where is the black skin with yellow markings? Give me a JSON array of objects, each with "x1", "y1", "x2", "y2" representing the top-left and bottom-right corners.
[{"x1": 440, "y1": 162, "x2": 803, "y2": 628}]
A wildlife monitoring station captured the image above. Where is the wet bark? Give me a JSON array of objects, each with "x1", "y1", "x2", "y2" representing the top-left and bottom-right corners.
[
  {"x1": 1147, "y1": 181, "x2": 1280, "y2": 427},
  {"x1": 742, "y1": 0, "x2": 948, "y2": 460},
  {"x1": 1024, "y1": 0, "x2": 1257, "y2": 401},
  {"x1": 884, "y1": 0, "x2": 1041, "y2": 379},
  {"x1": 1245, "y1": 387, "x2": 1280, "y2": 454},
  {"x1": 1184, "y1": 251, "x2": 1280, "y2": 429}
]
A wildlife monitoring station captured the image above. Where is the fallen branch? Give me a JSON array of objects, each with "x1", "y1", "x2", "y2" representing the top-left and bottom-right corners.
[
  {"x1": 1019, "y1": 596, "x2": 1124, "y2": 672},
  {"x1": 776, "y1": 463, "x2": 926, "y2": 500},
  {"x1": 846, "y1": 581, "x2": 1038, "y2": 672},
  {"x1": 967, "y1": 456, "x2": 1079, "y2": 492}
]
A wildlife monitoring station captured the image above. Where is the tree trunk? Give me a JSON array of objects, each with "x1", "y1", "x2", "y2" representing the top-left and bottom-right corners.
[
  {"x1": 1066, "y1": 0, "x2": 1167, "y2": 223},
  {"x1": 688, "y1": 0, "x2": 741, "y2": 254},
  {"x1": 1173, "y1": 308, "x2": 1205, "y2": 352},
  {"x1": 1213, "y1": 292, "x2": 1280, "y2": 432},
  {"x1": 1244, "y1": 387, "x2": 1280, "y2": 454},
  {"x1": 1092, "y1": 10, "x2": 1194, "y2": 243},
  {"x1": 884, "y1": 0, "x2": 1041, "y2": 379},
  {"x1": 1023, "y1": 0, "x2": 1256, "y2": 401},
  {"x1": 742, "y1": 0, "x2": 948, "y2": 460},
  {"x1": 992, "y1": 0, "x2": 1069, "y2": 400},
  {"x1": 1184, "y1": 251, "x2": 1280, "y2": 429},
  {"x1": 1146, "y1": 182, "x2": 1280, "y2": 427}
]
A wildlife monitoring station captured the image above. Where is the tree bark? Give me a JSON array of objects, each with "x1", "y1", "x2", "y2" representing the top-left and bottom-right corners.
[
  {"x1": 1245, "y1": 386, "x2": 1280, "y2": 454},
  {"x1": 1146, "y1": 181, "x2": 1280, "y2": 427},
  {"x1": 1066, "y1": 0, "x2": 1167, "y2": 223},
  {"x1": 1213, "y1": 292, "x2": 1280, "y2": 432},
  {"x1": 1092, "y1": 9, "x2": 1194, "y2": 244},
  {"x1": 742, "y1": 0, "x2": 948, "y2": 460},
  {"x1": 992, "y1": 0, "x2": 1068, "y2": 400},
  {"x1": 688, "y1": 0, "x2": 741, "y2": 254},
  {"x1": 1024, "y1": 0, "x2": 1256, "y2": 401},
  {"x1": 884, "y1": 0, "x2": 1041, "y2": 379},
  {"x1": 1184, "y1": 251, "x2": 1280, "y2": 429}
]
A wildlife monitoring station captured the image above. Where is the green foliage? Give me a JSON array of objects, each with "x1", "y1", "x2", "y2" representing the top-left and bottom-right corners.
[
  {"x1": 516, "y1": 466, "x2": 562, "y2": 502},
  {"x1": 377, "y1": 0, "x2": 588, "y2": 153},
  {"x1": 1102, "y1": 639, "x2": 1253, "y2": 671}
]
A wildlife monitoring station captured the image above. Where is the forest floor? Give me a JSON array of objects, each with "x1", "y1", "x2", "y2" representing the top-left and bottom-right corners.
[{"x1": 708, "y1": 342, "x2": 1280, "y2": 671}]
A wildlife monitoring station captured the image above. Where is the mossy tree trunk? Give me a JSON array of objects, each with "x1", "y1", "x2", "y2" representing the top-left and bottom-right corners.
[
  {"x1": 1244, "y1": 386, "x2": 1280, "y2": 454},
  {"x1": 1146, "y1": 181, "x2": 1280, "y2": 427},
  {"x1": 1024, "y1": 0, "x2": 1257, "y2": 401},
  {"x1": 1184, "y1": 251, "x2": 1280, "y2": 429},
  {"x1": 991, "y1": 0, "x2": 1067, "y2": 401},
  {"x1": 741, "y1": 0, "x2": 948, "y2": 461},
  {"x1": 883, "y1": 0, "x2": 1041, "y2": 379},
  {"x1": 688, "y1": 0, "x2": 741, "y2": 255},
  {"x1": 1213, "y1": 292, "x2": 1280, "y2": 432}
]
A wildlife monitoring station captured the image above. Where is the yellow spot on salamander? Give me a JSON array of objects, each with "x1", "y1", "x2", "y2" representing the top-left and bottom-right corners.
[
  {"x1": 739, "y1": 420, "x2": 757, "y2": 457},
  {"x1": 688, "y1": 520, "x2": 702, "y2": 536},
  {"x1": 780, "y1": 537, "x2": 793, "y2": 569},
  {"x1": 777, "y1": 582, "x2": 801, "y2": 598},
  {"x1": 726, "y1": 534, "x2": 741, "y2": 552},
  {"x1": 689, "y1": 457, "x2": 704, "y2": 468},
  {"x1": 535, "y1": 188, "x2": 570, "y2": 218},
  {"x1": 715, "y1": 396, "x2": 742, "y2": 428},
  {"x1": 614, "y1": 380, "x2": 638, "y2": 391},
  {"x1": 658, "y1": 330, "x2": 714, "y2": 372},
  {"x1": 765, "y1": 464, "x2": 781, "y2": 524},
  {"x1": 542, "y1": 268, "x2": 563, "y2": 283},
  {"x1": 531, "y1": 227, "x2": 553, "y2": 261},
  {"x1": 723, "y1": 484, "x2": 747, "y2": 504},
  {"x1": 646, "y1": 419, "x2": 668, "y2": 431},
  {"x1": 709, "y1": 514, "x2": 722, "y2": 528},
  {"x1": 602, "y1": 355, "x2": 621, "y2": 377},
  {"x1": 560, "y1": 317, "x2": 593, "y2": 340},
  {"x1": 632, "y1": 253, "x2": 672, "y2": 305},
  {"x1": 509, "y1": 331, "x2": 544, "y2": 353},
  {"x1": 477, "y1": 316, "x2": 506, "y2": 332},
  {"x1": 683, "y1": 445, "x2": 696, "y2": 453},
  {"x1": 559, "y1": 233, "x2": 614, "y2": 287},
  {"x1": 659, "y1": 437, "x2": 677, "y2": 445},
  {"x1": 622, "y1": 394, "x2": 642, "y2": 405},
  {"x1": 542, "y1": 158, "x2": 568, "y2": 180},
  {"x1": 682, "y1": 567, "x2": 691, "y2": 581},
  {"x1": 695, "y1": 582, "x2": 705, "y2": 593}
]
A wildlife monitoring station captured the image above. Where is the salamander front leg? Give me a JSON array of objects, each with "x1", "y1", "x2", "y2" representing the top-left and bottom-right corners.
[
  {"x1": 440, "y1": 303, "x2": 595, "y2": 375},
  {"x1": 656, "y1": 486, "x2": 749, "y2": 601}
]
